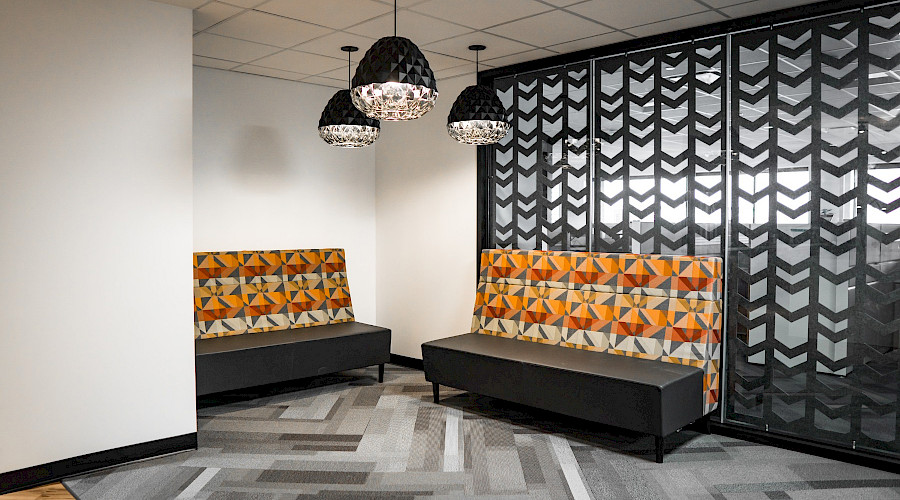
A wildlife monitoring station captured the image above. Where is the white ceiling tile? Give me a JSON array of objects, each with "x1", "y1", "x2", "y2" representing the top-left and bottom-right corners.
[
  {"x1": 253, "y1": 49, "x2": 346, "y2": 74},
  {"x1": 193, "y1": 2, "x2": 243, "y2": 32},
  {"x1": 294, "y1": 32, "x2": 378, "y2": 59},
  {"x1": 422, "y1": 32, "x2": 534, "y2": 62},
  {"x1": 566, "y1": 0, "x2": 708, "y2": 30},
  {"x1": 317, "y1": 66, "x2": 354, "y2": 80},
  {"x1": 345, "y1": 10, "x2": 474, "y2": 45},
  {"x1": 721, "y1": 0, "x2": 821, "y2": 19},
  {"x1": 487, "y1": 10, "x2": 609, "y2": 48},
  {"x1": 194, "y1": 33, "x2": 281, "y2": 62},
  {"x1": 153, "y1": 0, "x2": 206, "y2": 8},
  {"x1": 625, "y1": 10, "x2": 727, "y2": 38},
  {"x1": 300, "y1": 75, "x2": 347, "y2": 89},
  {"x1": 539, "y1": 0, "x2": 591, "y2": 6},
  {"x1": 371, "y1": 0, "x2": 431, "y2": 7},
  {"x1": 322, "y1": 54, "x2": 483, "y2": 83},
  {"x1": 193, "y1": 55, "x2": 243, "y2": 70},
  {"x1": 410, "y1": 0, "x2": 554, "y2": 30},
  {"x1": 437, "y1": 66, "x2": 478, "y2": 80},
  {"x1": 257, "y1": 0, "x2": 393, "y2": 30},
  {"x1": 233, "y1": 64, "x2": 310, "y2": 80},
  {"x1": 207, "y1": 11, "x2": 333, "y2": 48},
  {"x1": 481, "y1": 49, "x2": 557, "y2": 68},
  {"x1": 320, "y1": 51, "x2": 471, "y2": 81},
  {"x1": 699, "y1": 0, "x2": 751, "y2": 7},
  {"x1": 219, "y1": 0, "x2": 268, "y2": 7},
  {"x1": 546, "y1": 31, "x2": 633, "y2": 54},
  {"x1": 420, "y1": 50, "x2": 470, "y2": 71}
]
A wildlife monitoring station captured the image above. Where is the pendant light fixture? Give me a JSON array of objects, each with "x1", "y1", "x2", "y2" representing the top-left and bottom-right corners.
[
  {"x1": 318, "y1": 46, "x2": 380, "y2": 148},
  {"x1": 350, "y1": 0, "x2": 437, "y2": 121},
  {"x1": 447, "y1": 45, "x2": 511, "y2": 145}
]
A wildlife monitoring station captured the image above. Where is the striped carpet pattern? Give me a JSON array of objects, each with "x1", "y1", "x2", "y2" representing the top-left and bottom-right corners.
[{"x1": 64, "y1": 365, "x2": 900, "y2": 499}]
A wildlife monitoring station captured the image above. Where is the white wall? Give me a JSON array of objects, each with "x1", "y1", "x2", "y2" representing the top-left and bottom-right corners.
[
  {"x1": 193, "y1": 68, "x2": 377, "y2": 323},
  {"x1": 0, "y1": 0, "x2": 194, "y2": 474},
  {"x1": 374, "y1": 75, "x2": 479, "y2": 359}
]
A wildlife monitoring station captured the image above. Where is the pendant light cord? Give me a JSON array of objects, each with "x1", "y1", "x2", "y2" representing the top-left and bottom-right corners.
[
  {"x1": 476, "y1": 50, "x2": 479, "y2": 74},
  {"x1": 347, "y1": 50, "x2": 351, "y2": 89},
  {"x1": 394, "y1": 0, "x2": 397, "y2": 37}
]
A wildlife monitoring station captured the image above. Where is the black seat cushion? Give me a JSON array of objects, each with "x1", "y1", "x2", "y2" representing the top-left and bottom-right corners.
[
  {"x1": 422, "y1": 333, "x2": 704, "y2": 436},
  {"x1": 196, "y1": 322, "x2": 390, "y2": 396}
]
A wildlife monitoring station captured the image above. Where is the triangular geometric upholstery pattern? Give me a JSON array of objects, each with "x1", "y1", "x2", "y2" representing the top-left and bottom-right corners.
[
  {"x1": 194, "y1": 248, "x2": 354, "y2": 340},
  {"x1": 473, "y1": 249, "x2": 723, "y2": 414}
]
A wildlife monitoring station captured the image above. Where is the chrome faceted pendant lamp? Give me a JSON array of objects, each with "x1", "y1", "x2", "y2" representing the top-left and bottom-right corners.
[
  {"x1": 447, "y1": 45, "x2": 511, "y2": 145},
  {"x1": 351, "y1": 0, "x2": 437, "y2": 121},
  {"x1": 318, "y1": 46, "x2": 380, "y2": 148}
]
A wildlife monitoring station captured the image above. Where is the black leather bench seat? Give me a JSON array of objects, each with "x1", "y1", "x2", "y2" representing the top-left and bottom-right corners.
[
  {"x1": 423, "y1": 333, "x2": 705, "y2": 462},
  {"x1": 196, "y1": 322, "x2": 390, "y2": 396}
]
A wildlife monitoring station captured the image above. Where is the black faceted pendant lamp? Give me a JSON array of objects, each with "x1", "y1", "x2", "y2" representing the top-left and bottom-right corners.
[
  {"x1": 351, "y1": 0, "x2": 437, "y2": 121},
  {"x1": 318, "y1": 46, "x2": 380, "y2": 148},
  {"x1": 447, "y1": 45, "x2": 511, "y2": 145}
]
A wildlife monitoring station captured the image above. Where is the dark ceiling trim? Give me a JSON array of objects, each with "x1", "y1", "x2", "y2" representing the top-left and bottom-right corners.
[{"x1": 479, "y1": 0, "x2": 893, "y2": 84}]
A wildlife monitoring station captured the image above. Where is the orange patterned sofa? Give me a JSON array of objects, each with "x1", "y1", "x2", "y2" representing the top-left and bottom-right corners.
[
  {"x1": 193, "y1": 248, "x2": 390, "y2": 396},
  {"x1": 422, "y1": 249, "x2": 722, "y2": 463}
]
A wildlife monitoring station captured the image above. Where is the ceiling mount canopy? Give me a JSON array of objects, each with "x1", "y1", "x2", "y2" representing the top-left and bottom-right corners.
[
  {"x1": 318, "y1": 45, "x2": 380, "y2": 148},
  {"x1": 350, "y1": 0, "x2": 438, "y2": 121},
  {"x1": 447, "y1": 45, "x2": 511, "y2": 145}
]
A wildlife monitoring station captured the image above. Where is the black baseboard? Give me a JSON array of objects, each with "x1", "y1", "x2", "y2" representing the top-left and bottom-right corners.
[
  {"x1": 710, "y1": 422, "x2": 900, "y2": 474},
  {"x1": 390, "y1": 353, "x2": 423, "y2": 370},
  {"x1": 0, "y1": 432, "x2": 197, "y2": 495}
]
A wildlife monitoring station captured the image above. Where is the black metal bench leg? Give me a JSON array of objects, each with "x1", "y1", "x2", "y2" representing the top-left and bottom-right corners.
[
  {"x1": 655, "y1": 435, "x2": 665, "y2": 464},
  {"x1": 432, "y1": 382, "x2": 440, "y2": 403},
  {"x1": 378, "y1": 363, "x2": 384, "y2": 383}
]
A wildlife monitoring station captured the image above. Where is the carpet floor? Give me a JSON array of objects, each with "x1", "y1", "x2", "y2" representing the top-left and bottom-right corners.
[{"x1": 63, "y1": 365, "x2": 900, "y2": 499}]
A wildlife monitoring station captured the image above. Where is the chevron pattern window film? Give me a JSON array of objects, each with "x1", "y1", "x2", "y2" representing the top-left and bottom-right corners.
[
  {"x1": 484, "y1": 3, "x2": 900, "y2": 459},
  {"x1": 594, "y1": 39, "x2": 726, "y2": 257},
  {"x1": 492, "y1": 63, "x2": 591, "y2": 251},
  {"x1": 727, "y1": 6, "x2": 900, "y2": 457}
]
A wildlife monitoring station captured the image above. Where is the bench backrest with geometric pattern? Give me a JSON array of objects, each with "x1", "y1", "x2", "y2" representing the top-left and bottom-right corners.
[
  {"x1": 193, "y1": 248, "x2": 354, "y2": 339},
  {"x1": 472, "y1": 249, "x2": 723, "y2": 414}
]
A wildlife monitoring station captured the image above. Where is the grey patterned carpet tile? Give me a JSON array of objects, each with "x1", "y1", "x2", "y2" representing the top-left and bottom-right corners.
[{"x1": 63, "y1": 365, "x2": 900, "y2": 499}]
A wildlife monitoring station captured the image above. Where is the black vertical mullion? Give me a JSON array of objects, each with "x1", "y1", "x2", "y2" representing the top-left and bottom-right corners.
[
  {"x1": 563, "y1": 66, "x2": 571, "y2": 250},
  {"x1": 512, "y1": 77, "x2": 522, "y2": 249},
  {"x1": 688, "y1": 45, "x2": 698, "y2": 256},
  {"x1": 538, "y1": 71, "x2": 549, "y2": 250},
  {"x1": 764, "y1": 29, "x2": 778, "y2": 424},
  {"x1": 850, "y1": 10, "x2": 871, "y2": 447},
  {"x1": 587, "y1": 62, "x2": 594, "y2": 252},
  {"x1": 727, "y1": 33, "x2": 744, "y2": 426},
  {"x1": 592, "y1": 63, "x2": 603, "y2": 251},
  {"x1": 653, "y1": 53, "x2": 663, "y2": 254},
  {"x1": 806, "y1": 22, "x2": 823, "y2": 436},
  {"x1": 624, "y1": 59, "x2": 634, "y2": 253}
]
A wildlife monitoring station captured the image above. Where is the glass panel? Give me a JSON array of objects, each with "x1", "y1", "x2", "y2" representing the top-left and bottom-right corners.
[
  {"x1": 486, "y1": 1, "x2": 900, "y2": 461},
  {"x1": 489, "y1": 65, "x2": 590, "y2": 251},
  {"x1": 592, "y1": 39, "x2": 727, "y2": 256},
  {"x1": 727, "y1": 7, "x2": 900, "y2": 457}
]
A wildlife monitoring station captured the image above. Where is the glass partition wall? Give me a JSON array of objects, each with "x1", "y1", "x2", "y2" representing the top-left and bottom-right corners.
[
  {"x1": 491, "y1": 63, "x2": 591, "y2": 250},
  {"x1": 729, "y1": 5, "x2": 900, "y2": 458},
  {"x1": 483, "y1": 4, "x2": 900, "y2": 460}
]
